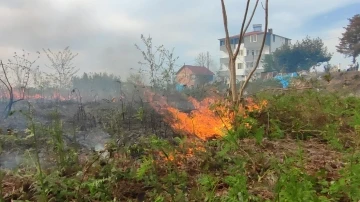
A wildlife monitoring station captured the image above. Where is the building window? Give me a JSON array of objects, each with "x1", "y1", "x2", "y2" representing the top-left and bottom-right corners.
[
  {"x1": 230, "y1": 38, "x2": 239, "y2": 45},
  {"x1": 255, "y1": 50, "x2": 259, "y2": 55},
  {"x1": 234, "y1": 38, "x2": 239, "y2": 45},
  {"x1": 247, "y1": 50, "x2": 249, "y2": 56},
  {"x1": 273, "y1": 35, "x2": 275, "y2": 42},
  {"x1": 237, "y1": 63, "x2": 244, "y2": 69},
  {"x1": 220, "y1": 40, "x2": 225, "y2": 46},
  {"x1": 252, "y1": 35, "x2": 257, "y2": 42},
  {"x1": 240, "y1": 50, "x2": 243, "y2": 56}
]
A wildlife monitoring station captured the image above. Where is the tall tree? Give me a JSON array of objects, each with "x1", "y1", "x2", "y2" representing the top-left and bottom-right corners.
[
  {"x1": 221, "y1": 0, "x2": 268, "y2": 102},
  {"x1": 263, "y1": 36, "x2": 332, "y2": 73},
  {"x1": 336, "y1": 14, "x2": 360, "y2": 64}
]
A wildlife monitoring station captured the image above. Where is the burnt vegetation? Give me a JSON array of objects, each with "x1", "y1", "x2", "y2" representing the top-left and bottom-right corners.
[{"x1": 1, "y1": 5, "x2": 360, "y2": 202}]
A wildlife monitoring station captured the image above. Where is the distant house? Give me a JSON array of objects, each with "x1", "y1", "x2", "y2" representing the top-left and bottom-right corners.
[
  {"x1": 176, "y1": 65, "x2": 214, "y2": 88},
  {"x1": 218, "y1": 24, "x2": 291, "y2": 83}
]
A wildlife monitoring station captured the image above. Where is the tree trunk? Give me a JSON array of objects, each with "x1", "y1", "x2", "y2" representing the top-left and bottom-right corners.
[
  {"x1": 229, "y1": 57, "x2": 237, "y2": 102},
  {"x1": 3, "y1": 91, "x2": 14, "y2": 119},
  {"x1": 353, "y1": 54, "x2": 356, "y2": 64}
]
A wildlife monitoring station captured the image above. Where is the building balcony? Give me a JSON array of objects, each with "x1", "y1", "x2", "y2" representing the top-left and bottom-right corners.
[
  {"x1": 220, "y1": 44, "x2": 245, "y2": 54},
  {"x1": 220, "y1": 57, "x2": 229, "y2": 65}
]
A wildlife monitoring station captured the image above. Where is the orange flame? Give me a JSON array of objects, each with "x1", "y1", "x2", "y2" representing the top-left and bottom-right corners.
[
  {"x1": 145, "y1": 89, "x2": 268, "y2": 140},
  {"x1": 145, "y1": 90, "x2": 233, "y2": 140},
  {"x1": 0, "y1": 90, "x2": 69, "y2": 101},
  {"x1": 166, "y1": 97, "x2": 233, "y2": 140}
]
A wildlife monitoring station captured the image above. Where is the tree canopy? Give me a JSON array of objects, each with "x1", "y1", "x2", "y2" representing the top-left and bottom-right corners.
[
  {"x1": 336, "y1": 14, "x2": 360, "y2": 64},
  {"x1": 263, "y1": 36, "x2": 332, "y2": 73}
]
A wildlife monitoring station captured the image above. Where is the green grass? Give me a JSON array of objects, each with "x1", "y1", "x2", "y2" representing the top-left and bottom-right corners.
[{"x1": 1, "y1": 89, "x2": 360, "y2": 201}]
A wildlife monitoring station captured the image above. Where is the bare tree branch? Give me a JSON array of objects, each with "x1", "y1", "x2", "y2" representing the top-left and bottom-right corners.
[
  {"x1": 43, "y1": 46, "x2": 79, "y2": 90},
  {"x1": 242, "y1": 0, "x2": 260, "y2": 38},
  {"x1": 234, "y1": 0, "x2": 251, "y2": 57},
  {"x1": 238, "y1": 0, "x2": 269, "y2": 101},
  {"x1": 0, "y1": 60, "x2": 11, "y2": 92},
  {"x1": 220, "y1": 0, "x2": 233, "y2": 55},
  {"x1": 221, "y1": 0, "x2": 254, "y2": 102}
]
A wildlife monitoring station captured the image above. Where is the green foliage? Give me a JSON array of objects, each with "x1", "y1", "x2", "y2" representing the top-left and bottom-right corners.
[
  {"x1": 274, "y1": 157, "x2": 319, "y2": 202},
  {"x1": 336, "y1": 14, "x2": 360, "y2": 64},
  {"x1": 3, "y1": 88, "x2": 360, "y2": 201},
  {"x1": 223, "y1": 173, "x2": 249, "y2": 201},
  {"x1": 135, "y1": 107, "x2": 145, "y2": 121},
  {"x1": 244, "y1": 78, "x2": 283, "y2": 95},
  {"x1": 197, "y1": 174, "x2": 220, "y2": 201},
  {"x1": 262, "y1": 54, "x2": 281, "y2": 72},
  {"x1": 263, "y1": 36, "x2": 332, "y2": 72},
  {"x1": 254, "y1": 90, "x2": 359, "y2": 146}
]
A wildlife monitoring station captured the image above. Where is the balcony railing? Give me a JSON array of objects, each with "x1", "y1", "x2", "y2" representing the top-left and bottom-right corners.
[{"x1": 220, "y1": 44, "x2": 245, "y2": 53}]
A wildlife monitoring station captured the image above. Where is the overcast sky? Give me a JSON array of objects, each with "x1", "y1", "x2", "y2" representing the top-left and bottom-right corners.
[{"x1": 0, "y1": 0, "x2": 359, "y2": 79}]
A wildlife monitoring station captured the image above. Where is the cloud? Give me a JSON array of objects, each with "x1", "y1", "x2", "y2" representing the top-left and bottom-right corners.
[
  {"x1": 0, "y1": 0, "x2": 358, "y2": 80},
  {"x1": 0, "y1": 0, "x2": 146, "y2": 79}
]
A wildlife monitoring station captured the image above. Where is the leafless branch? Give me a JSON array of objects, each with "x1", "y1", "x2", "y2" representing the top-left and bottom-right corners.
[
  {"x1": 43, "y1": 46, "x2": 79, "y2": 89},
  {"x1": 242, "y1": 0, "x2": 260, "y2": 37},
  {"x1": 234, "y1": 0, "x2": 251, "y2": 57},
  {"x1": 238, "y1": 0, "x2": 269, "y2": 101},
  {"x1": 220, "y1": 0, "x2": 233, "y2": 55},
  {"x1": 0, "y1": 60, "x2": 12, "y2": 93}
]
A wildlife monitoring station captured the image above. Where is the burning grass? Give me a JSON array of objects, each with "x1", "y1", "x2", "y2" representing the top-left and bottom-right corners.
[
  {"x1": 1, "y1": 89, "x2": 360, "y2": 201},
  {"x1": 145, "y1": 90, "x2": 268, "y2": 140}
]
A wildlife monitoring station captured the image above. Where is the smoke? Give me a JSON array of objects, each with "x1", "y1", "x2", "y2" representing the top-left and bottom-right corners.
[{"x1": 0, "y1": 0, "x2": 143, "y2": 80}]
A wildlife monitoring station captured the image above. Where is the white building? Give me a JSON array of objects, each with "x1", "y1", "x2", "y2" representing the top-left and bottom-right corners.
[{"x1": 218, "y1": 24, "x2": 291, "y2": 83}]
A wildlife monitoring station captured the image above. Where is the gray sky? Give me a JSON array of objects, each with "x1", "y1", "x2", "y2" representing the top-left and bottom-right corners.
[{"x1": 1, "y1": 0, "x2": 359, "y2": 79}]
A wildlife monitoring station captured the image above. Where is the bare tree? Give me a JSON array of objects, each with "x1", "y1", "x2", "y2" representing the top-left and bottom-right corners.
[
  {"x1": 32, "y1": 67, "x2": 51, "y2": 99},
  {"x1": 0, "y1": 50, "x2": 39, "y2": 118},
  {"x1": 7, "y1": 50, "x2": 40, "y2": 98},
  {"x1": 43, "y1": 46, "x2": 79, "y2": 90},
  {"x1": 195, "y1": 51, "x2": 215, "y2": 69},
  {"x1": 220, "y1": 0, "x2": 268, "y2": 102},
  {"x1": 135, "y1": 34, "x2": 179, "y2": 90}
]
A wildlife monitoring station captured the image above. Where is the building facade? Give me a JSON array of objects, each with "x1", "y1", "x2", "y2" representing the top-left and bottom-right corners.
[
  {"x1": 218, "y1": 24, "x2": 291, "y2": 83},
  {"x1": 175, "y1": 65, "x2": 214, "y2": 88}
]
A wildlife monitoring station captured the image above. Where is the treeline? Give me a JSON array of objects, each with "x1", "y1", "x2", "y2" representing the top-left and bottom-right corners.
[{"x1": 263, "y1": 36, "x2": 332, "y2": 73}]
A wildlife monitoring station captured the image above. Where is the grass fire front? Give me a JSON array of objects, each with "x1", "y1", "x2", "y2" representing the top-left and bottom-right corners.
[{"x1": 1, "y1": 89, "x2": 360, "y2": 201}]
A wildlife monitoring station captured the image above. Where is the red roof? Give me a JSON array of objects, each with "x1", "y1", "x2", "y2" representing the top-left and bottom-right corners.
[{"x1": 176, "y1": 65, "x2": 214, "y2": 75}]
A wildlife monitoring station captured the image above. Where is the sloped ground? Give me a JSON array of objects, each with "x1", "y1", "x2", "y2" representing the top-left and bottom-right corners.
[
  {"x1": 324, "y1": 71, "x2": 360, "y2": 95},
  {"x1": 1, "y1": 86, "x2": 360, "y2": 201}
]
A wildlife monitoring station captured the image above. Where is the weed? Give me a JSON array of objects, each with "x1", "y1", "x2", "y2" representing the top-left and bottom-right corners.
[{"x1": 2, "y1": 87, "x2": 360, "y2": 201}]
